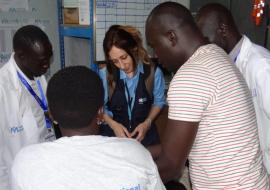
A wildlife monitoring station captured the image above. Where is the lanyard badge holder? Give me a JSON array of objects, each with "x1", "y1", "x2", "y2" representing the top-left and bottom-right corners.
[{"x1": 17, "y1": 71, "x2": 53, "y2": 133}]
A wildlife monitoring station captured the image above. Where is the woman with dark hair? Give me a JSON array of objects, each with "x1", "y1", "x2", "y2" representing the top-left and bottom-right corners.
[{"x1": 99, "y1": 25, "x2": 165, "y2": 146}]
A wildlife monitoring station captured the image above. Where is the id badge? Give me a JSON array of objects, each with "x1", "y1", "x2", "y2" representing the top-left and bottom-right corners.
[
  {"x1": 44, "y1": 111, "x2": 56, "y2": 141},
  {"x1": 44, "y1": 127, "x2": 56, "y2": 141}
]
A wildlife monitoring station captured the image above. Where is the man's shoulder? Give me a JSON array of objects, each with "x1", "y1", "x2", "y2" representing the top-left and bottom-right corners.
[
  {"x1": 107, "y1": 138, "x2": 153, "y2": 161},
  {"x1": 0, "y1": 62, "x2": 11, "y2": 80},
  {"x1": 11, "y1": 142, "x2": 54, "y2": 188},
  {"x1": 242, "y1": 36, "x2": 270, "y2": 60},
  {"x1": 109, "y1": 138, "x2": 148, "y2": 152},
  {"x1": 242, "y1": 41, "x2": 270, "y2": 73},
  {"x1": 0, "y1": 62, "x2": 17, "y2": 91},
  {"x1": 186, "y1": 44, "x2": 230, "y2": 69},
  {"x1": 251, "y1": 45, "x2": 270, "y2": 62},
  {"x1": 12, "y1": 142, "x2": 50, "y2": 173},
  {"x1": 106, "y1": 138, "x2": 157, "y2": 172},
  {"x1": 0, "y1": 66, "x2": 13, "y2": 97},
  {"x1": 15, "y1": 142, "x2": 50, "y2": 158}
]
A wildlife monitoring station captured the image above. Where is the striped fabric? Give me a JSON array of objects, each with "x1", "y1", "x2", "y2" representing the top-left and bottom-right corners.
[{"x1": 167, "y1": 44, "x2": 269, "y2": 190}]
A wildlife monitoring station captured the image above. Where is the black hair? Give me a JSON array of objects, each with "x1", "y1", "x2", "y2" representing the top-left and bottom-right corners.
[
  {"x1": 47, "y1": 66, "x2": 104, "y2": 129},
  {"x1": 13, "y1": 25, "x2": 51, "y2": 53},
  {"x1": 198, "y1": 3, "x2": 237, "y2": 30},
  {"x1": 148, "y1": 2, "x2": 198, "y2": 31}
]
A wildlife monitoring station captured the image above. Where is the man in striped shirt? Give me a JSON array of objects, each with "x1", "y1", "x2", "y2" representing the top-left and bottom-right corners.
[{"x1": 145, "y1": 2, "x2": 269, "y2": 189}]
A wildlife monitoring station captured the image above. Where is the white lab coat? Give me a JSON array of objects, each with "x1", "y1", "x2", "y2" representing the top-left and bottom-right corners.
[
  {"x1": 0, "y1": 54, "x2": 55, "y2": 190},
  {"x1": 235, "y1": 35, "x2": 270, "y2": 174}
]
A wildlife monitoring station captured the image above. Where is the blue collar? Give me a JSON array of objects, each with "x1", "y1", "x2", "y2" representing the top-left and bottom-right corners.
[{"x1": 119, "y1": 63, "x2": 144, "y2": 80}]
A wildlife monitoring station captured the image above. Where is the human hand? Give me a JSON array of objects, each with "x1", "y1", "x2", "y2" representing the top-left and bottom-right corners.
[
  {"x1": 111, "y1": 121, "x2": 131, "y2": 138},
  {"x1": 96, "y1": 108, "x2": 104, "y2": 125},
  {"x1": 131, "y1": 120, "x2": 151, "y2": 142}
]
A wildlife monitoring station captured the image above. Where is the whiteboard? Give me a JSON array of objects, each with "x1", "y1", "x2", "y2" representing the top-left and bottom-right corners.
[{"x1": 94, "y1": 0, "x2": 190, "y2": 61}]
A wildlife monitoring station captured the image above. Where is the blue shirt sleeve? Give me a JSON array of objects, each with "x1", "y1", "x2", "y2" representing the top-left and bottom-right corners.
[
  {"x1": 98, "y1": 67, "x2": 113, "y2": 117},
  {"x1": 153, "y1": 67, "x2": 166, "y2": 108}
]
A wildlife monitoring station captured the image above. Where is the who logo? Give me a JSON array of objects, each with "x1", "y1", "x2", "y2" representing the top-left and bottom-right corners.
[{"x1": 10, "y1": 125, "x2": 24, "y2": 134}]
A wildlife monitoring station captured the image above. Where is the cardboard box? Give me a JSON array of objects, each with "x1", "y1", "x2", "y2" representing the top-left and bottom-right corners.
[
  {"x1": 63, "y1": 0, "x2": 89, "y2": 25},
  {"x1": 63, "y1": 7, "x2": 79, "y2": 24}
]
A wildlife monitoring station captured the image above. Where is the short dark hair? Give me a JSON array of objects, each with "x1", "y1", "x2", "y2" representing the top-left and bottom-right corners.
[
  {"x1": 13, "y1": 25, "x2": 51, "y2": 53},
  {"x1": 198, "y1": 3, "x2": 237, "y2": 29},
  {"x1": 148, "y1": 2, "x2": 198, "y2": 31},
  {"x1": 47, "y1": 66, "x2": 104, "y2": 129}
]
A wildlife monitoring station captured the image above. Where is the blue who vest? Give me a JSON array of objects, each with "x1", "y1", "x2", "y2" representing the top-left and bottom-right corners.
[{"x1": 100, "y1": 72, "x2": 160, "y2": 146}]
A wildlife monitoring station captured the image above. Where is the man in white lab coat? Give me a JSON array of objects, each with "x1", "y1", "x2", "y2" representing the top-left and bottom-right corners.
[
  {"x1": 0, "y1": 25, "x2": 55, "y2": 190},
  {"x1": 197, "y1": 3, "x2": 270, "y2": 175}
]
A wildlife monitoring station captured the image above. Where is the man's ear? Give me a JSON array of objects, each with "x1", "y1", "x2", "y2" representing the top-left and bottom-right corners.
[
  {"x1": 166, "y1": 30, "x2": 177, "y2": 46},
  {"x1": 217, "y1": 23, "x2": 228, "y2": 38},
  {"x1": 14, "y1": 50, "x2": 26, "y2": 61}
]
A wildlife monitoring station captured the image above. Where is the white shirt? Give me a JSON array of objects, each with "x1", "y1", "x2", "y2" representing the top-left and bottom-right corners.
[
  {"x1": 0, "y1": 53, "x2": 55, "y2": 190},
  {"x1": 230, "y1": 35, "x2": 270, "y2": 174},
  {"x1": 11, "y1": 135, "x2": 165, "y2": 190}
]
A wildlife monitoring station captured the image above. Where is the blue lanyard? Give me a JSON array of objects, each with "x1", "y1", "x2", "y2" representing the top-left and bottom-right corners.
[
  {"x1": 17, "y1": 71, "x2": 52, "y2": 130},
  {"x1": 233, "y1": 50, "x2": 241, "y2": 63},
  {"x1": 124, "y1": 81, "x2": 134, "y2": 121}
]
